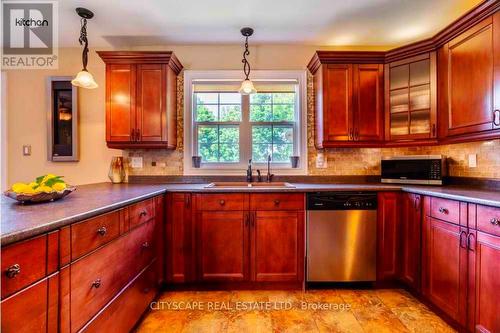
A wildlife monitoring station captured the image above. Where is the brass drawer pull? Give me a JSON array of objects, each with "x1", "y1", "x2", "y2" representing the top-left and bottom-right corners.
[
  {"x1": 91, "y1": 279, "x2": 102, "y2": 289},
  {"x1": 274, "y1": 200, "x2": 280, "y2": 205},
  {"x1": 438, "y1": 207, "x2": 448, "y2": 214},
  {"x1": 97, "y1": 226, "x2": 107, "y2": 236},
  {"x1": 219, "y1": 200, "x2": 225, "y2": 206},
  {"x1": 141, "y1": 241, "x2": 150, "y2": 249},
  {"x1": 490, "y1": 217, "x2": 499, "y2": 226},
  {"x1": 5, "y1": 264, "x2": 21, "y2": 279},
  {"x1": 139, "y1": 210, "x2": 147, "y2": 217}
]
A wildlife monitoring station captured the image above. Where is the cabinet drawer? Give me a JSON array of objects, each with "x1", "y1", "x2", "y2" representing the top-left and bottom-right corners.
[
  {"x1": 129, "y1": 199, "x2": 155, "y2": 229},
  {"x1": 250, "y1": 193, "x2": 304, "y2": 211},
  {"x1": 199, "y1": 194, "x2": 247, "y2": 211},
  {"x1": 1, "y1": 235, "x2": 47, "y2": 298},
  {"x1": 1, "y1": 278, "x2": 48, "y2": 333},
  {"x1": 476, "y1": 205, "x2": 500, "y2": 236},
  {"x1": 81, "y1": 262, "x2": 158, "y2": 333},
  {"x1": 429, "y1": 197, "x2": 461, "y2": 224},
  {"x1": 70, "y1": 220, "x2": 155, "y2": 332},
  {"x1": 71, "y1": 210, "x2": 122, "y2": 260}
]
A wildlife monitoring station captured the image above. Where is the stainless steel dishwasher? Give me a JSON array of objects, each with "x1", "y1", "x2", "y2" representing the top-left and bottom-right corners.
[{"x1": 307, "y1": 192, "x2": 377, "y2": 282}]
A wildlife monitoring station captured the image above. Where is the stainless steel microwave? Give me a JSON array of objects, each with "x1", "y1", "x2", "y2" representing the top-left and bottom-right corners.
[{"x1": 381, "y1": 155, "x2": 446, "y2": 185}]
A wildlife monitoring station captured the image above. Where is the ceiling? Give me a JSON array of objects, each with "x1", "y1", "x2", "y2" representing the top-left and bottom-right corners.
[{"x1": 60, "y1": 0, "x2": 482, "y2": 48}]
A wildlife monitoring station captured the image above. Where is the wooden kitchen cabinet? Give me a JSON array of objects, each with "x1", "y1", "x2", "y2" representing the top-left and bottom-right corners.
[
  {"x1": 252, "y1": 211, "x2": 304, "y2": 282},
  {"x1": 197, "y1": 211, "x2": 249, "y2": 282},
  {"x1": 308, "y1": 52, "x2": 384, "y2": 148},
  {"x1": 377, "y1": 192, "x2": 400, "y2": 281},
  {"x1": 438, "y1": 12, "x2": 500, "y2": 142},
  {"x1": 385, "y1": 53, "x2": 437, "y2": 142},
  {"x1": 400, "y1": 193, "x2": 422, "y2": 291},
  {"x1": 165, "y1": 193, "x2": 194, "y2": 283},
  {"x1": 97, "y1": 51, "x2": 183, "y2": 149},
  {"x1": 422, "y1": 215, "x2": 467, "y2": 325}
]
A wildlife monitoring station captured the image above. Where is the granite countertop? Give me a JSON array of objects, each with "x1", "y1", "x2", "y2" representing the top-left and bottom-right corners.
[{"x1": 2, "y1": 181, "x2": 499, "y2": 246}]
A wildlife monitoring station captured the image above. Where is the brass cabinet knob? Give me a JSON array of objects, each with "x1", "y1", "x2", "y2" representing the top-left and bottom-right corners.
[
  {"x1": 142, "y1": 241, "x2": 150, "y2": 249},
  {"x1": 219, "y1": 200, "x2": 225, "y2": 206},
  {"x1": 490, "y1": 217, "x2": 499, "y2": 226},
  {"x1": 274, "y1": 200, "x2": 280, "y2": 205},
  {"x1": 139, "y1": 210, "x2": 147, "y2": 217},
  {"x1": 91, "y1": 279, "x2": 102, "y2": 289},
  {"x1": 438, "y1": 207, "x2": 448, "y2": 214},
  {"x1": 5, "y1": 264, "x2": 21, "y2": 279},
  {"x1": 97, "y1": 226, "x2": 107, "y2": 236}
]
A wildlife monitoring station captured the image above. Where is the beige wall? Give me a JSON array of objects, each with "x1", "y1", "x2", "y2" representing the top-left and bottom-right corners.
[{"x1": 5, "y1": 45, "x2": 500, "y2": 187}]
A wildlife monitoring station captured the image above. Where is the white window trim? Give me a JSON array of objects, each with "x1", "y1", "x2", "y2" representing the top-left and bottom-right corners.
[{"x1": 183, "y1": 70, "x2": 307, "y2": 176}]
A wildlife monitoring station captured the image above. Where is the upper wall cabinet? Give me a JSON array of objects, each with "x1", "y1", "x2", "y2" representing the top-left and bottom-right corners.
[
  {"x1": 384, "y1": 53, "x2": 437, "y2": 143},
  {"x1": 308, "y1": 52, "x2": 384, "y2": 148},
  {"x1": 97, "y1": 51, "x2": 183, "y2": 149},
  {"x1": 438, "y1": 12, "x2": 500, "y2": 142}
]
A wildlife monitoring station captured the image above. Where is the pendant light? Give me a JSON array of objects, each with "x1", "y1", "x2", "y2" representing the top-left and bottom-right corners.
[
  {"x1": 71, "y1": 8, "x2": 98, "y2": 89},
  {"x1": 238, "y1": 27, "x2": 257, "y2": 95}
]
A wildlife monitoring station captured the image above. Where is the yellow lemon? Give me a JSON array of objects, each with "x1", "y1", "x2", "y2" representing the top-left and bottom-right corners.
[
  {"x1": 12, "y1": 183, "x2": 29, "y2": 193},
  {"x1": 28, "y1": 182, "x2": 38, "y2": 188},
  {"x1": 52, "y1": 183, "x2": 67, "y2": 192},
  {"x1": 42, "y1": 174, "x2": 58, "y2": 184},
  {"x1": 20, "y1": 187, "x2": 35, "y2": 194},
  {"x1": 37, "y1": 185, "x2": 54, "y2": 193}
]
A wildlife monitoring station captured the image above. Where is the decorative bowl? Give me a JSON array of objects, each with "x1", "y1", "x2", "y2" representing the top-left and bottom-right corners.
[{"x1": 4, "y1": 186, "x2": 76, "y2": 204}]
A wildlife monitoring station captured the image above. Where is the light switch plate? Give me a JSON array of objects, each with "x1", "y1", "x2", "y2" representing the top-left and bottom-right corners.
[
  {"x1": 130, "y1": 157, "x2": 143, "y2": 169},
  {"x1": 316, "y1": 151, "x2": 327, "y2": 169},
  {"x1": 468, "y1": 154, "x2": 477, "y2": 168},
  {"x1": 22, "y1": 145, "x2": 31, "y2": 156}
]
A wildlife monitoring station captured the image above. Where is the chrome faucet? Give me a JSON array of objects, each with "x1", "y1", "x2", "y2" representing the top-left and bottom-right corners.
[{"x1": 266, "y1": 155, "x2": 274, "y2": 182}]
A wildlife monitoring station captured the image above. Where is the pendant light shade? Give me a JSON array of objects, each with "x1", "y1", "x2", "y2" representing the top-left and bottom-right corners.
[
  {"x1": 72, "y1": 8, "x2": 98, "y2": 89},
  {"x1": 72, "y1": 69, "x2": 98, "y2": 89},
  {"x1": 239, "y1": 79, "x2": 257, "y2": 95},
  {"x1": 239, "y1": 27, "x2": 256, "y2": 95}
]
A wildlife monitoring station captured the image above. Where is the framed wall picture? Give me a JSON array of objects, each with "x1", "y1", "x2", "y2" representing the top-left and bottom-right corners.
[{"x1": 47, "y1": 76, "x2": 79, "y2": 161}]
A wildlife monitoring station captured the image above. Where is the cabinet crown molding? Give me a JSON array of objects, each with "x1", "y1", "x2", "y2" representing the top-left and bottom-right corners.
[{"x1": 96, "y1": 51, "x2": 183, "y2": 75}]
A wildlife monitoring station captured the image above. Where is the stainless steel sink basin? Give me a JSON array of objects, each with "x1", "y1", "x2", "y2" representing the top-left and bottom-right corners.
[{"x1": 204, "y1": 182, "x2": 295, "y2": 189}]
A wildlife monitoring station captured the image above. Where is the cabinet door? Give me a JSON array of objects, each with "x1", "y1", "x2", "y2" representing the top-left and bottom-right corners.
[
  {"x1": 377, "y1": 192, "x2": 400, "y2": 281},
  {"x1": 106, "y1": 64, "x2": 136, "y2": 142},
  {"x1": 198, "y1": 211, "x2": 249, "y2": 281},
  {"x1": 422, "y1": 217, "x2": 467, "y2": 325},
  {"x1": 401, "y1": 193, "x2": 421, "y2": 290},
  {"x1": 468, "y1": 231, "x2": 500, "y2": 333},
  {"x1": 166, "y1": 193, "x2": 193, "y2": 283},
  {"x1": 322, "y1": 64, "x2": 353, "y2": 142},
  {"x1": 251, "y1": 211, "x2": 304, "y2": 282},
  {"x1": 353, "y1": 64, "x2": 384, "y2": 142},
  {"x1": 446, "y1": 17, "x2": 494, "y2": 136},
  {"x1": 136, "y1": 64, "x2": 166, "y2": 142}
]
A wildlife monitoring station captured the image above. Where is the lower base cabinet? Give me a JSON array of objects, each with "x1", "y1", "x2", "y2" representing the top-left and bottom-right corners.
[
  {"x1": 81, "y1": 261, "x2": 158, "y2": 333},
  {"x1": 400, "y1": 193, "x2": 421, "y2": 290}
]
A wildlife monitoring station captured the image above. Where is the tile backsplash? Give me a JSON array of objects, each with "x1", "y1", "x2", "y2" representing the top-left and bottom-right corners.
[{"x1": 126, "y1": 73, "x2": 500, "y2": 180}]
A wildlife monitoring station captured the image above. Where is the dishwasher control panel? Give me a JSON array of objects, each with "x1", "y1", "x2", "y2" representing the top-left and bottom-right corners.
[{"x1": 307, "y1": 192, "x2": 378, "y2": 210}]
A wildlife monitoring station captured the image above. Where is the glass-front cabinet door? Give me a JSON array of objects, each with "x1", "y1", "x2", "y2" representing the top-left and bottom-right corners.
[{"x1": 385, "y1": 52, "x2": 437, "y2": 142}]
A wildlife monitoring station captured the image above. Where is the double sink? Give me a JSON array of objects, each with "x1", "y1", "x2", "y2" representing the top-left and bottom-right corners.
[{"x1": 204, "y1": 182, "x2": 295, "y2": 189}]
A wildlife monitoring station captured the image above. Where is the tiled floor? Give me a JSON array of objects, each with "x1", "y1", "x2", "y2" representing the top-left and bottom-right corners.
[{"x1": 136, "y1": 289, "x2": 456, "y2": 333}]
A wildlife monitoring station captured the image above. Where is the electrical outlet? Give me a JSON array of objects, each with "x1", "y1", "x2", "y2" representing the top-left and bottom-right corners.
[
  {"x1": 468, "y1": 154, "x2": 477, "y2": 168},
  {"x1": 22, "y1": 145, "x2": 31, "y2": 156},
  {"x1": 316, "y1": 151, "x2": 327, "y2": 169},
  {"x1": 130, "y1": 157, "x2": 143, "y2": 169}
]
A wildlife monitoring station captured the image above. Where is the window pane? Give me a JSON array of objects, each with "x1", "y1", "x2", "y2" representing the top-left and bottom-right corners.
[
  {"x1": 252, "y1": 126, "x2": 272, "y2": 143},
  {"x1": 196, "y1": 93, "x2": 218, "y2": 104},
  {"x1": 252, "y1": 144, "x2": 272, "y2": 162},
  {"x1": 251, "y1": 93, "x2": 272, "y2": 104},
  {"x1": 272, "y1": 104, "x2": 294, "y2": 121},
  {"x1": 273, "y1": 144, "x2": 293, "y2": 162},
  {"x1": 198, "y1": 126, "x2": 217, "y2": 143},
  {"x1": 273, "y1": 92, "x2": 294, "y2": 104},
  {"x1": 219, "y1": 105, "x2": 241, "y2": 121},
  {"x1": 273, "y1": 126, "x2": 293, "y2": 143},
  {"x1": 196, "y1": 104, "x2": 218, "y2": 122},
  {"x1": 199, "y1": 144, "x2": 218, "y2": 162},
  {"x1": 250, "y1": 105, "x2": 272, "y2": 121},
  {"x1": 219, "y1": 93, "x2": 241, "y2": 104},
  {"x1": 219, "y1": 126, "x2": 239, "y2": 143},
  {"x1": 219, "y1": 144, "x2": 239, "y2": 162}
]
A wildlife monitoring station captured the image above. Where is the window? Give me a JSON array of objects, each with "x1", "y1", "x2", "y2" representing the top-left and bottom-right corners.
[{"x1": 184, "y1": 71, "x2": 307, "y2": 175}]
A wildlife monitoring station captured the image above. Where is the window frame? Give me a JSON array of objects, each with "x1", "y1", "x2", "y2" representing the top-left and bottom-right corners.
[{"x1": 184, "y1": 70, "x2": 307, "y2": 175}]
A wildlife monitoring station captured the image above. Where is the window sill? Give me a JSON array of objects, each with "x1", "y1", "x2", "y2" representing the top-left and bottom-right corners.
[{"x1": 183, "y1": 166, "x2": 307, "y2": 176}]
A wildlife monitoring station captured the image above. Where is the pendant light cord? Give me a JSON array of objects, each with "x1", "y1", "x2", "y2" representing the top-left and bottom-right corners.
[
  {"x1": 242, "y1": 35, "x2": 250, "y2": 80},
  {"x1": 79, "y1": 18, "x2": 89, "y2": 71}
]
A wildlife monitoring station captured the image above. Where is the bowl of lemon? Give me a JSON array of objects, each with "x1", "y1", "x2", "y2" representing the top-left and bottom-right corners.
[{"x1": 4, "y1": 174, "x2": 76, "y2": 204}]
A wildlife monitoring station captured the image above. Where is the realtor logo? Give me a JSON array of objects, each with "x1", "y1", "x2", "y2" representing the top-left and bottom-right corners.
[{"x1": 1, "y1": 0, "x2": 58, "y2": 69}]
